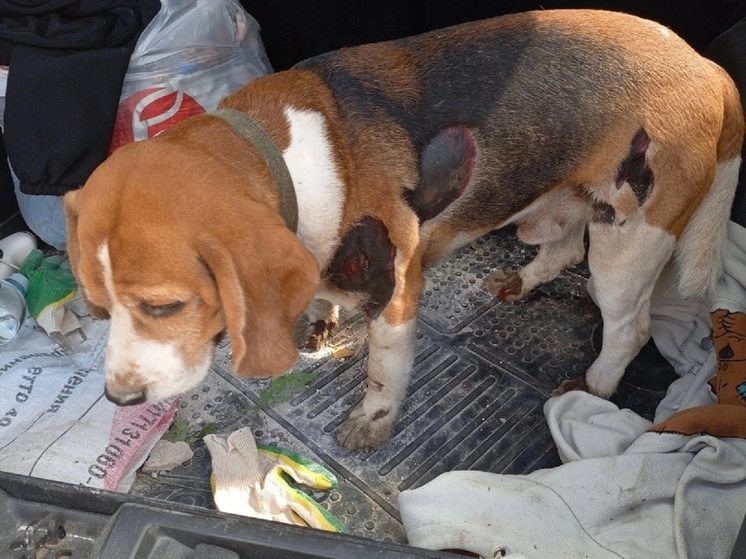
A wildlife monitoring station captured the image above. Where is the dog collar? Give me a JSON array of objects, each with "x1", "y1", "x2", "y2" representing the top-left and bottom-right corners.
[{"x1": 210, "y1": 109, "x2": 298, "y2": 233}]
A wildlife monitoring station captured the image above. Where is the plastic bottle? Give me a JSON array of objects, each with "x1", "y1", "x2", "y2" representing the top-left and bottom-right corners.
[
  {"x1": 0, "y1": 273, "x2": 29, "y2": 346},
  {"x1": 0, "y1": 231, "x2": 37, "y2": 280}
]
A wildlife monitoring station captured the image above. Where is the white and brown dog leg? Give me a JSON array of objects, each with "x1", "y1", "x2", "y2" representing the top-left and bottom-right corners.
[
  {"x1": 335, "y1": 222, "x2": 425, "y2": 450},
  {"x1": 485, "y1": 191, "x2": 591, "y2": 301},
  {"x1": 337, "y1": 314, "x2": 418, "y2": 450},
  {"x1": 304, "y1": 298, "x2": 340, "y2": 351},
  {"x1": 554, "y1": 130, "x2": 669, "y2": 396},
  {"x1": 561, "y1": 123, "x2": 738, "y2": 397}
]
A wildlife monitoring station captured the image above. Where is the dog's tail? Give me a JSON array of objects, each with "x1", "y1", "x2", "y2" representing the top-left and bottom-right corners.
[{"x1": 674, "y1": 71, "x2": 743, "y2": 299}]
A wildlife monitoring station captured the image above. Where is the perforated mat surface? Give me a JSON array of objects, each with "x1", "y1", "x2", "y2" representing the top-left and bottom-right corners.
[{"x1": 130, "y1": 228, "x2": 672, "y2": 543}]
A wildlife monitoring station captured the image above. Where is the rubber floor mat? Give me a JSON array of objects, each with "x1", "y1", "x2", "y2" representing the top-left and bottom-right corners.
[{"x1": 130, "y1": 227, "x2": 673, "y2": 543}]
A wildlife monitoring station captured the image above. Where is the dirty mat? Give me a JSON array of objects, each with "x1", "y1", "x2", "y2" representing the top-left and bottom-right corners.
[{"x1": 129, "y1": 228, "x2": 673, "y2": 543}]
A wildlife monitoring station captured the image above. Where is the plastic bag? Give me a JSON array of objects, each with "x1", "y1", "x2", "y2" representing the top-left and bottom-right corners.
[{"x1": 110, "y1": 0, "x2": 272, "y2": 151}]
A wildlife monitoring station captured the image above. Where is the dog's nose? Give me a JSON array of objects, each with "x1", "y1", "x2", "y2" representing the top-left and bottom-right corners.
[{"x1": 104, "y1": 385, "x2": 147, "y2": 406}]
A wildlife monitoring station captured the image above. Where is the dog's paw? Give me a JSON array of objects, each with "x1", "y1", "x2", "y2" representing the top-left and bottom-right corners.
[
  {"x1": 484, "y1": 270, "x2": 524, "y2": 302},
  {"x1": 552, "y1": 377, "x2": 589, "y2": 396},
  {"x1": 336, "y1": 402, "x2": 396, "y2": 451},
  {"x1": 304, "y1": 318, "x2": 338, "y2": 351}
]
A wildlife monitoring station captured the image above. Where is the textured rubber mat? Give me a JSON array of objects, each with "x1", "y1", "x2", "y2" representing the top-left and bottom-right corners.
[{"x1": 130, "y1": 228, "x2": 673, "y2": 543}]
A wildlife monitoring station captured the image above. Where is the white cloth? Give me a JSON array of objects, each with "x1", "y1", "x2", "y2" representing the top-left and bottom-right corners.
[
  {"x1": 400, "y1": 390, "x2": 746, "y2": 559},
  {"x1": 651, "y1": 221, "x2": 746, "y2": 422},
  {"x1": 399, "y1": 223, "x2": 746, "y2": 559}
]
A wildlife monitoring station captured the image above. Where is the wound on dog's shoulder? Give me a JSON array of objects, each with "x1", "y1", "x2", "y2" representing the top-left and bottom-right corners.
[
  {"x1": 405, "y1": 126, "x2": 476, "y2": 221},
  {"x1": 327, "y1": 217, "x2": 396, "y2": 316},
  {"x1": 616, "y1": 128, "x2": 654, "y2": 205}
]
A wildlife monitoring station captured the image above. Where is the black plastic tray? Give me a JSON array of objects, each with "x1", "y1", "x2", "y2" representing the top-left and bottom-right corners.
[{"x1": 0, "y1": 471, "x2": 455, "y2": 559}]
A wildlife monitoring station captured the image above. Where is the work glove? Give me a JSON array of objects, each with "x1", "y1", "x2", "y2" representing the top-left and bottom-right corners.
[{"x1": 204, "y1": 427, "x2": 347, "y2": 532}]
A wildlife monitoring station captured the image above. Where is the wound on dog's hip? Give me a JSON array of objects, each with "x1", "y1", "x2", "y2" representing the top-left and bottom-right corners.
[{"x1": 405, "y1": 126, "x2": 476, "y2": 221}]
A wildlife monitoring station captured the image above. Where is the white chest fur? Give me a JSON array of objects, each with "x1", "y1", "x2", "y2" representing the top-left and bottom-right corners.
[{"x1": 282, "y1": 107, "x2": 345, "y2": 270}]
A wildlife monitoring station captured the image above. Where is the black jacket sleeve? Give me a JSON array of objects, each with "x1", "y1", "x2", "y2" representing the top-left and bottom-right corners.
[{"x1": 0, "y1": 0, "x2": 161, "y2": 195}]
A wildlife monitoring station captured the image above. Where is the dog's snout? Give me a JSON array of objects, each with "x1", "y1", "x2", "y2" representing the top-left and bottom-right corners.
[{"x1": 104, "y1": 385, "x2": 147, "y2": 406}]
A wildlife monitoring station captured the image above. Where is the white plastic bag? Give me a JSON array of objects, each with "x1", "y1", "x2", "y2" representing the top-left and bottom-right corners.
[{"x1": 110, "y1": 0, "x2": 272, "y2": 150}]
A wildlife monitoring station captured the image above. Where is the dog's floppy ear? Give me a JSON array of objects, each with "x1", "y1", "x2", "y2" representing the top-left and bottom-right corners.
[
  {"x1": 63, "y1": 189, "x2": 81, "y2": 274},
  {"x1": 63, "y1": 189, "x2": 110, "y2": 319},
  {"x1": 199, "y1": 203, "x2": 320, "y2": 378}
]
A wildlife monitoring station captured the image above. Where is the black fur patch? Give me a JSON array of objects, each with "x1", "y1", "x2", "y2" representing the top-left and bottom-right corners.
[
  {"x1": 592, "y1": 202, "x2": 616, "y2": 224},
  {"x1": 616, "y1": 129, "x2": 654, "y2": 205},
  {"x1": 405, "y1": 127, "x2": 476, "y2": 221},
  {"x1": 326, "y1": 217, "x2": 397, "y2": 316}
]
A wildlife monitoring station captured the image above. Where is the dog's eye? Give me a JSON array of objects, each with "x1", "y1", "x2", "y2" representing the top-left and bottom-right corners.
[{"x1": 139, "y1": 301, "x2": 186, "y2": 317}]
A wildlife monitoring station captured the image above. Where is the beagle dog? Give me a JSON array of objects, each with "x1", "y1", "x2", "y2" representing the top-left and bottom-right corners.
[{"x1": 64, "y1": 9, "x2": 743, "y2": 450}]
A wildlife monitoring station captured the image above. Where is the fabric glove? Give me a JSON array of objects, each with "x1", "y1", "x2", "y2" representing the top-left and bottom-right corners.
[
  {"x1": 204, "y1": 427, "x2": 347, "y2": 532},
  {"x1": 19, "y1": 249, "x2": 80, "y2": 336}
]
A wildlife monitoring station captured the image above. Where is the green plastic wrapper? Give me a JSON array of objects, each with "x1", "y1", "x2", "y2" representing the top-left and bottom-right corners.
[{"x1": 19, "y1": 249, "x2": 79, "y2": 334}]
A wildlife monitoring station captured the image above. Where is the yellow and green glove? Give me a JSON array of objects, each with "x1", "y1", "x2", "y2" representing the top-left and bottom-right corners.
[{"x1": 204, "y1": 427, "x2": 347, "y2": 533}]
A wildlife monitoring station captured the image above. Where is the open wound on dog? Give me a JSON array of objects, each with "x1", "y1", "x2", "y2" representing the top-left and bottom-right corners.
[
  {"x1": 326, "y1": 217, "x2": 396, "y2": 316},
  {"x1": 617, "y1": 129, "x2": 654, "y2": 204},
  {"x1": 405, "y1": 126, "x2": 476, "y2": 221},
  {"x1": 592, "y1": 128, "x2": 654, "y2": 225}
]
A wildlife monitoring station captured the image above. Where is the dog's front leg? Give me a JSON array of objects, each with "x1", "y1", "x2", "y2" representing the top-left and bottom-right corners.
[
  {"x1": 337, "y1": 249, "x2": 424, "y2": 451},
  {"x1": 304, "y1": 298, "x2": 340, "y2": 351},
  {"x1": 336, "y1": 314, "x2": 418, "y2": 450}
]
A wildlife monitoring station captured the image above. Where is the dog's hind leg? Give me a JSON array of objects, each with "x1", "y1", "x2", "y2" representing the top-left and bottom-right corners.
[
  {"x1": 561, "y1": 213, "x2": 675, "y2": 397},
  {"x1": 575, "y1": 164, "x2": 739, "y2": 399},
  {"x1": 572, "y1": 93, "x2": 741, "y2": 397},
  {"x1": 484, "y1": 189, "x2": 592, "y2": 302},
  {"x1": 484, "y1": 221, "x2": 588, "y2": 302}
]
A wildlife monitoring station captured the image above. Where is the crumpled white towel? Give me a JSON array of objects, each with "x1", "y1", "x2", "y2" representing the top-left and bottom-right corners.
[{"x1": 399, "y1": 391, "x2": 746, "y2": 559}]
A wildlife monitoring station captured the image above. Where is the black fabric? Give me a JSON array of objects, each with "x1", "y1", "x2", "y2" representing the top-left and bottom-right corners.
[
  {"x1": 0, "y1": 0, "x2": 160, "y2": 196},
  {"x1": 706, "y1": 18, "x2": 746, "y2": 228},
  {"x1": 0, "y1": 130, "x2": 17, "y2": 223}
]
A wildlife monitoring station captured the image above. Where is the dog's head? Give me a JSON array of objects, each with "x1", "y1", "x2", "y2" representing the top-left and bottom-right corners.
[{"x1": 64, "y1": 125, "x2": 319, "y2": 405}]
